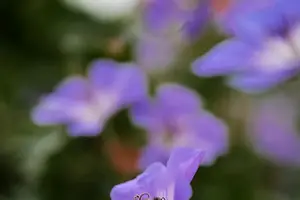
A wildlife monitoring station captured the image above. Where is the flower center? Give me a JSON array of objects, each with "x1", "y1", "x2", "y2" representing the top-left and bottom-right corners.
[
  {"x1": 71, "y1": 92, "x2": 117, "y2": 124},
  {"x1": 255, "y1": 23, "x2": 300, "y2": 72}
]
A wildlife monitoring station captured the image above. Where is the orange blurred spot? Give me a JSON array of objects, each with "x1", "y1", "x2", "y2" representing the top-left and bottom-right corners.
[
  {"x1": 104, "y1": 139, "x2": 141, "y2": 175},
  {"x1": 107, "y1": 38, "x2": 126, "y2": 56},
  {"x1": 211, "y1": 0, "x2": 231, "y2": 15}
]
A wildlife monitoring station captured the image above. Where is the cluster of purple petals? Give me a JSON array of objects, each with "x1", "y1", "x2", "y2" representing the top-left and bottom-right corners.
[
  {"x1": 31, "y1": 60, "x2": 147, "y2": 136},
  {"x1": 247, "y1": 93, "x2": 300, "y2": 166},
  {"x1": 110, "y1": 147, "x2": 204, "y2": 200},
  {"x1": 136, "y1": 0, "x2": 211, "y2": 71},
  {"x1": 130, "y1": 84, "x2": 228, "y2": 169},
  {"x1": 192, "y1": 0, "x2": 300, "y2": 93}
]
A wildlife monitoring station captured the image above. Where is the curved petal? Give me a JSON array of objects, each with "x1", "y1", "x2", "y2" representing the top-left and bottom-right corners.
[
  {"x1": 110, "y1": 162, "x2": 168, "y2": 200},
  {"x1": 138, "y1": 145, "x2": 169, "y2": 170},
  {"x1": 110, "y1": 179, "x2": 143, "y2": 200},
  {"x1": 31, "y1": 96, "x2": 73, "y2": 125},
  {"x1": 143, "y1": 0, "x2": 182, "y2": 35},
  {"x1": 177, "y1": 112, "x2": 228, "y2": 165},
  {"x1": 53, "y1": 76, "x2": 89, "y2": 100},
  {"x1": 130, "y1": 100, "x2": 164, "y2": 134},
  {"x1": 183, "y1": 0, "x2": 211, "y2": 40},
  {"x1": 115, "y1": 65, "x2": 148, "y2": 105},
  {"x1": 88, "y1": 59, "x2": 119, "y2": 89},
  {"x1": 89, "y1": 60, "x2": 148, "y2": 105},
  {"x1": 167, "y1": 147, "x2": 204, "y2": 183},
  {"x1": 67, "y1": 121, "x2": 103, "y2": 137},
  {"x1": 192, "y1": 39, "x2": 254, "y2": 77},
  {"x1": 174, "y1": 176, "x2": 193, "y2": 200},
  {"x1": 136, "y1": 35, "x2": 178, "y2": 71},
  {"x1": 31, "y1": 76, "x2": 89, "y2": 125},
  {"x1": 157, "y1": 84, "x2": 203, "y2": 114},
  {"x1": 249, "y1": 94, "x2": 300, "y2": 165},
  {"x1": 217, "y1": 0, "x2": 282, "y2": 40},
  {"x1": 227, "y1": 69, "x2": 297, "y2": 93}
]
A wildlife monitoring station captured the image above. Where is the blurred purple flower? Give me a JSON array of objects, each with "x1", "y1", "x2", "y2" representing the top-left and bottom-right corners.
[
  {"x1": 136, "y1": 0, "x2": 211, "y2": 71},
  {"x1": 110, "y1": 147, "x2": 204, "y2": 200},
  {"x1": 142, "y1": 0, "x2": 211, "y2": 39},
  {"x1": 31, "y1": 60, "x2": 147, "y2": 137},
  {"x1": 130, "y1": 84, "x2": 228, "y2": 169},
  {"x1": 213, "y1": 0, "x2": 274, "y2": 37},
  {"x1": 135, "y1": 35, "x2": 179, "y2": 72},
  {"x1": 192, "y1": 0, "x2": 300, "y2": 93},
  {"x1": 248, "y1": 94, "x2": 300, "y2": 166}
]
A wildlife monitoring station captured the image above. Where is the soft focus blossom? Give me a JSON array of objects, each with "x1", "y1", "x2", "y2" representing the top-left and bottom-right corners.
[
  {"x1": 130, "y1": 84, "x2": 228, "y2": 169},
  {"x1": 212, "y1": 0, "x2": 273, "y2": 36},
  {"x1": 110, "y1": 147, "x2": 204, "y2": 200},
  {"x1": 142, "y1": 0, "x2": 211, "y2": 39},
  {"x1": 247, "y1": 93, "x2": 300, "y2": 166},
  {"x1": 31, "y1": 60, "x2": 147, "y2": 136},
  {"x1": 192, "y1": 0, "x2": 300, "y2": 93},
  {"x1": 136, "y1": 0, "x2": 211, "y2": 72}
]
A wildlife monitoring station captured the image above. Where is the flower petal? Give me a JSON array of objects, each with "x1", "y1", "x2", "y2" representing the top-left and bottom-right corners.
[
  {"x1": 192, "y1": 39, "x2": 253, "y2": 77},
  {"x1": 167, "y1": 147, "x2": 204, "y2": 183},
  {"x1": 88, "y1": 59, "x2": 119, "y2": 89},
  {"x1": 130, "y1": 99, "x2": 164, "y2": 134},
  {"x1": 54, "y1": 76, "x2": 89, "y2": 100},
  {"x1": 157, "y1": 84, "x2": 202, "y2": 114},
  {"x1": 227, "y1": 69, "x2": 298, "y2": 93},
  {"x1": 249, "y1": 94, "x2": 300, "y2": 165},
  {"x1": 110, "y1": 162, "x2": 168, "y2": 200},
  {"x1": 138, "y1": 145, "x2": 169, "y2": 170},
  {"x1": 67, "y1": 121, "x2": 103, "y2": 137},
  {"x1": 31, "y1": 76, "x2": 89, "y2": 125},
  {"x1": 115, "y1": 65, "x2": 148, "y2": 105},
  {"x1": 174, "y1": 176, "x2": 193, "y2": 200},
  {"x1": 136, "y1": 35, "x2": 178, "y2": 71},
  {"x1": 186, "y1": 111, "x2": 228, "y2": 164}
]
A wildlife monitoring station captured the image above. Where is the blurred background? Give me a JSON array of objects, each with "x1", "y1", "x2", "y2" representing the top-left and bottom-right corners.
[{"x1": 1, "y1": 0, "x2": 300, "y2": 200}]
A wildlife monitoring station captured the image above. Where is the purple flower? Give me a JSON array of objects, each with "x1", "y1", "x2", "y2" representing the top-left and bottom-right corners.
[
  {"x1": 130, "y1": 84, "x2": 228, "y2": 169},
  {"x1": 192, "y1": 0, "x2": 300, "y2": 93},
  {"x1": 110, "y1": 147, "x2": 204, "y2": 200},
  {"x1": 142, "y1": 0, "x2": 210, "y2": 39},
  {"x1": 136, "y1": 0, "x2": 211, "y2": 71},
  {"x1": 31, "y1": 60, "x2": 147, "y2": 137},
  {"x1": 247, "y1": 93, "x2": 300, "y2": 166},
  {"x1": 135, "y1": 35, "x2": 179, "y2": 72},
  {"x1": 213, "y1": 0, "x2": 274, "y2": 37}
]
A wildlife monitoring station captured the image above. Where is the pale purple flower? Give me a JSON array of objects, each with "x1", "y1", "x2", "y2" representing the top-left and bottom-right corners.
[
  {"x1": 213, "y1": 0, "x2": 274, "y2": 37},
  {"x1": 192, "y1": 0, "x2": 300, "y2": 93},
  {"x1": 142, "y1": 0, "x2": 210, "y2": 39},
  {"x1": 130, "y1": 84, "x2": 228, "y2": 169},
  {"x1": 110, "y1": 147, "x2": 204, "y2": 200},
  {"x1": 31, "y1": 60, "x2": 147, "y2": 136},
  {"x1": 136, "y1": 0, "x2": 211, "y2": 71},
  {"x1": 135, "y1": 35, "x2": 179, "y2": 72},
  {"x1": 247, "y1": 93, "x2": 300, "y2": 166}
]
